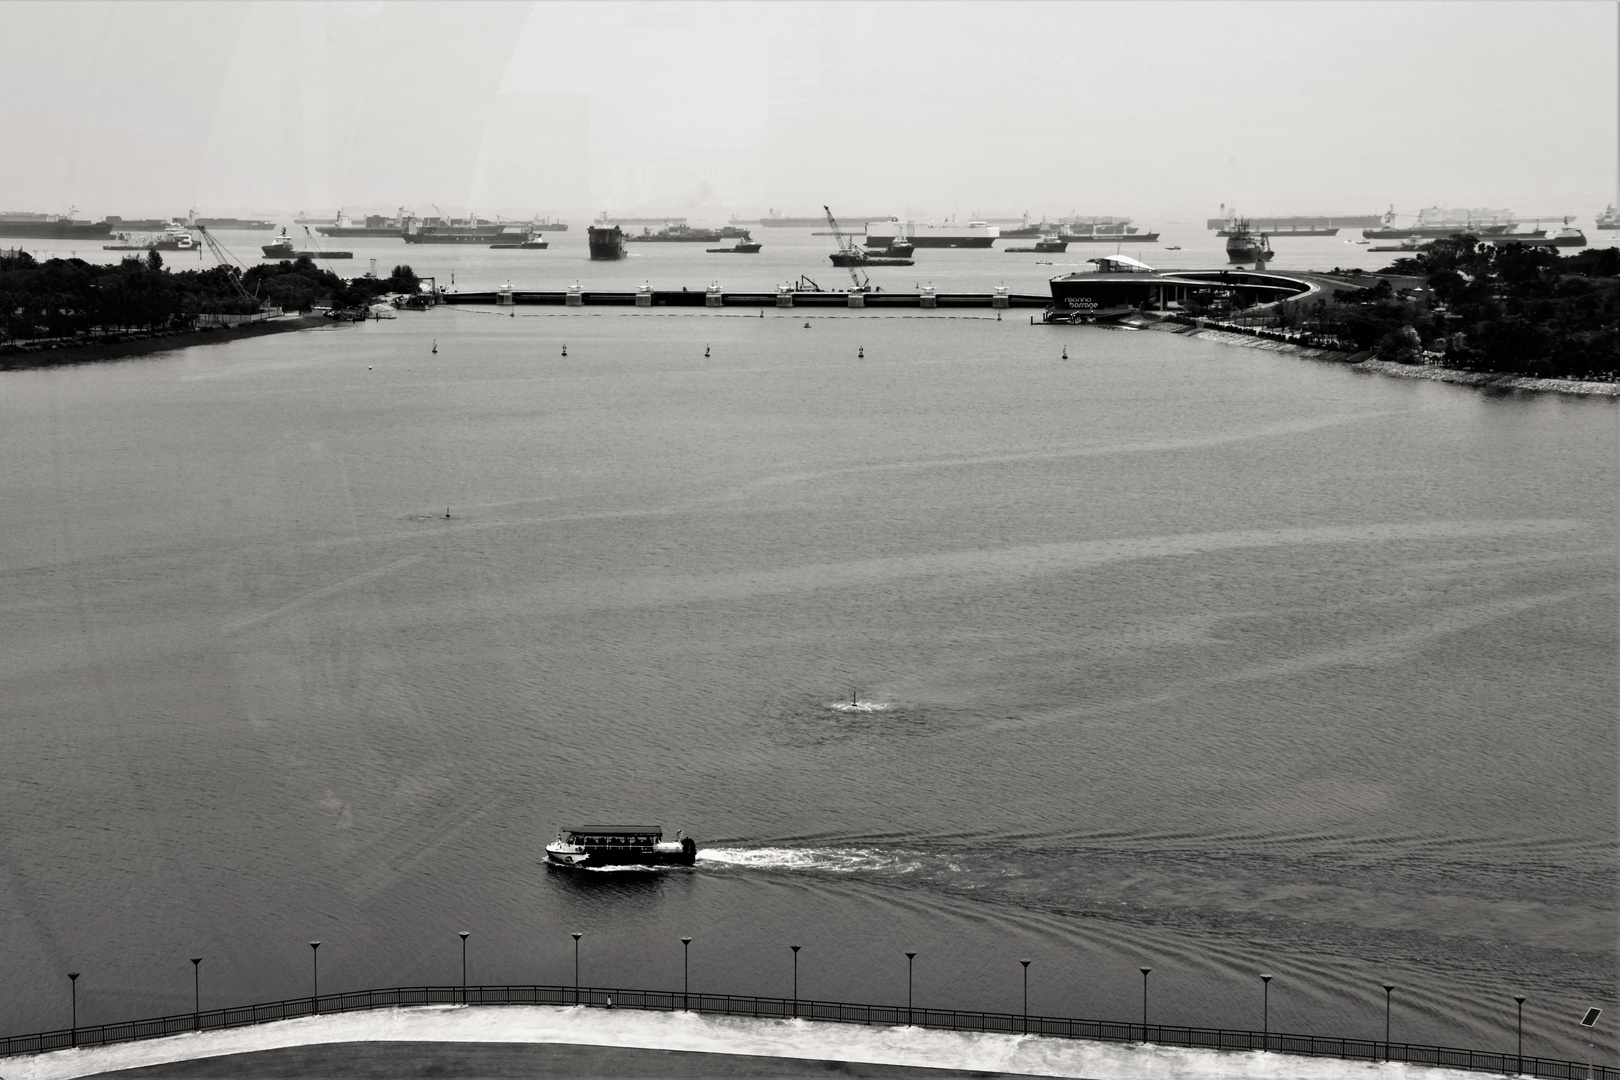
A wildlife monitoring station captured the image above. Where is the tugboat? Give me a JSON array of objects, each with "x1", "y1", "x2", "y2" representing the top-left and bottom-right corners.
[
  {"x1": 588, "y1": 220, "x2": 626, "y2": 260},
  {"x1": 1006, "y1": 235, "x2": 1069, "y2": 254},
  {"x1": 706, "y1": 231, "x2": 762, "y2": 253},
  {"x1": 1225, "y1": 219, "x2": 1272, "y2": 264},
  {"x1": 545, "y1": 825, "x2": 698, "y2": 869},
  {"x1": 490, "y1": 229, "x2": 549, "y2": 249}
]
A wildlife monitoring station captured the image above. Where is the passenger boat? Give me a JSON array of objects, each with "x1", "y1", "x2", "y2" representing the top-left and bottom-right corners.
[{"x1": 545, "y1": 826, "x2": 697, "y2": 868}]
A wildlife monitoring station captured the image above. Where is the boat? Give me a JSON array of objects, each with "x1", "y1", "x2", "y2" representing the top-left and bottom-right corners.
[
  {"x1": 1362, "y1": 206, "x2": 1519, "y2": 240},
  {"x1": 1164, "y1": 245, "x2": 1181, "y2": 250},
  {"x1": 490, "y1": 230, "x2": 550, "y2": 249},
  {"x1": 545, "y1": 825, "x2": 697, "y2": 869},
  {"x1": 105, "y1": 222, "x2": 200, "y2": 251},
  {"x1": 864, "y1": 217, "x2": 999, "y2": 249},
  {"x1": 1006, "y1": 236, "x2": 1069, "y2": 253},
  {"x1": 626, "y1": 223, "x2": 725, "y2": 243},
  {"x1": 829, "y1": 250, "x2": 913, "y2": 267},
  {"x1": 261, "y1": 228, "x2": 353, "y2": 258},
  {"x1": 193, "y1": 216, "x2": 277, "y2": 231},
  {"x1": 318, "y1": 209, "x2": 416, "y2": 238},
  {"x1": 1062, "y1": 221, "x2": 1160, "y2": 243},
  {"x1": 999, "y1": 213, "x2": 1066, "y2": 239},
  {"x1": 0, "y1": 209, "x2": 112, "y2": 240},
  {"x1": 404, "y1": 216, "x2": 534, "y2": 244},
  {"x1": 1485, "y1": 221, "x2": 1585, "y2": 248},
  {"x1": 707, "y1": 232, "x2": 762, "y2": 253},
  {"x1": 1224, "y1": 219, "x2": 1273, "y2": 264},
  {"x1": 1368, "y1": 238, "x2": 1434, "y2": 253},
  {"x1": 588, "y1": 221, "x2": 626, "y2": 260},
  {"x1": 1597, "y1": 205, "x2": 1618, "y2": 231}
]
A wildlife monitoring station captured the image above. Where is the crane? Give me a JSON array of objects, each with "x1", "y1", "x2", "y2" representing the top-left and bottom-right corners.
[
  {"x1": 823, "y1": 205, "x2": 871, "y2": 292},
  {"x1": 196, "y1": 225, "x2": 261, "y2": 307}
]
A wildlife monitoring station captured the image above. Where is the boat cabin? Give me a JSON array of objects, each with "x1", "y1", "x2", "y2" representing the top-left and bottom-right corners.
[
  {"x1": 1085, "y1": 254, "x2": 1156, "y2": 274},
  {"x1": 556, "y1": 826, "x2": 664, "y2": 853}
]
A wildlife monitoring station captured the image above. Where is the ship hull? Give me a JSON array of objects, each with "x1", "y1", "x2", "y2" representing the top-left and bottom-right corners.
[
  {"x1": 317, "y1": 227, "x2": 405, "y2": 237},
  {"x1": 588, "y1": 225, "x2": 626, "y2": 260},
  {"x1": 1065, "y1": 232, "x2": 1160, "y2": 243}
]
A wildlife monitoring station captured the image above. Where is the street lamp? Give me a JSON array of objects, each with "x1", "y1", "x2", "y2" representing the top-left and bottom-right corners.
[
  {"x1": 459, "y1": 932, "x2": 470, "y2": 1005},
  {"x1": 681, "y1": 938, "x2": 692, "y2": 1011},
  {"x1": 310, "y1": 943, "x2": 321, "y2": 1015},
  {"x1": 68, "y1": 973, "x2": 79, "y2": 1048},
  {"x1": 1140, "y1": 968, "x2": 1152, "y2": 1041},
  {"x1": 905, "y1": 952, "x2": 916, "y2": 1027},
  {"x1": 1382, "y1": 983, "x2": 1395, "y2": 1063},
  {"x1": 1261, "y1": 974, "x2": 1273, "y2": 1051},
  {"x1": 790, "y1": 946, "x2": 801, "y2": 1019},
  {"x1": 1513, "y1": 995, "x2": 1525, "y2": 1074},
  {"x1": 571, "y1": 933, "x2": 582, "y2": 1006},
  {"x1": 192, "y1": 958, "x2": 203, "y2": 1031},
  {"x1": 1020, "y1": 960, "x2": 1031, "y2": 1035}
]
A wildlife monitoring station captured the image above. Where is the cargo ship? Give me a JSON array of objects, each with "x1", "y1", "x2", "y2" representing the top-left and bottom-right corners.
[
  {"x1": 545, "y1": 826, "x2": 697, "y2": 869},
  {"x1": 829, "y1": 249, "x2": 913, "y2": 267},
  {"x1": 1225, "y1": 219, "x2": 1273, "y2": 263},
  {"x1": 1063, "y1": 222, "x2": 1159, "y2": 243},
  {"x1": 404, "y1": 217, "x2": 536, "y2": 244},
  {"x1": 864, "y1": 217, "x2": 999, "y2": 249},
  {"x1": 318, "y1": 209, "x2": 416, "y2": 237},
  {"x1": 0, "y1": 210, "x2": 112, "y2": 240},
  {"x1": 1485, "y1": 221, "x2": 1584, "y2": 248},
  {"x1": 1006, "y1": 236, "x2": 1069, "y2": 253},
  {"x1": 490, "y1": 230, "x2": 549, "y2": 249},
  {"x1": 1362, "y1": 206, "x2": 1519, "y2": 240},
  {"x1": 626, "y1": 223, "x2": 724, "y2": 243},
  {"x1": 588, "y1": 222, "x2": 626, "y2": 260},
  {"x1": 194, "y1": 216, "x2": 277, "y2": 231}
]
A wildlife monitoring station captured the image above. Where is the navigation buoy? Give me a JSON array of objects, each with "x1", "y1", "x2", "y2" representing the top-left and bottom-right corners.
[
  {"x1": 704, "y1": 345, "x2": 710, "y2": 357},
  {"x1": 997, "y1": 311, "x2": 1002, "y2": 321},
  {"x1": 510, "y1": 310, "x2": 515, "y2": 318},
  {"x1": 803, "y1": 321, "x2": 810, "y2": 329},
  {"x1": 1061, "y1": 345, "x2": 1068, "y2": 360},
  {"x1": 445, "y1": 507, "x2": 451, "y2": 519},
  {"x1": 561, "y1": 344, "x2": 568, "y2": 357},
  {"x1": 857, "y1": 347, "x2": 864, "y2": 358}
]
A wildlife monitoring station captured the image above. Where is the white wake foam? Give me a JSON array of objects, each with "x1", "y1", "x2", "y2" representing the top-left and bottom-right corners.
[{"x1": 697, "y1": 847, "x2": 926, "y2": 875}]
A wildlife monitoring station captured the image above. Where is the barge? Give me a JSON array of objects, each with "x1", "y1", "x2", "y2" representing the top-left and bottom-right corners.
[{"x1": 546, "y1": 826, "x2": 697, "y2": 868}]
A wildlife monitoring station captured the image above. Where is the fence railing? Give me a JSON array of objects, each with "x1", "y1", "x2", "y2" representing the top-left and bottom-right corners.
[{"x1": 2, "y1": 983, "x2": 1612, "y2": 1080}]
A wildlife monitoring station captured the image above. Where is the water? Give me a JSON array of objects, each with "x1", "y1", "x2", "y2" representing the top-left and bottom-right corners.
[{"x1": 0, "y1": 299, "x2": 1614, "y2": 1065}]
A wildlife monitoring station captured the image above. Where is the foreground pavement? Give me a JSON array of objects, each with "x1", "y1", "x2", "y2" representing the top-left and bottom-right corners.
[{"x1": 1, "y1": 1005, "x2": 1488, "y2": 1080}]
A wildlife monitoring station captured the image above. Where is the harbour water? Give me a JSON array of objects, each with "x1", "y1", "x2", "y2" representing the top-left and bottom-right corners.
[{"x1": 0, "y1": 284, "x2": 1614, "y2": 1063}]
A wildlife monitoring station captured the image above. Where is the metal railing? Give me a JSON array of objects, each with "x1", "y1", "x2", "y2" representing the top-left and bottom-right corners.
[{"x1": 2, "y1": 983, "x2": 1612, "y2": 1080}]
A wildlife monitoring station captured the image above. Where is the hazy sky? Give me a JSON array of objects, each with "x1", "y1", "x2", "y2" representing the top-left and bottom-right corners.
[{"x1": 1, "y1": 0, "x2": 1614, "y2": 222}]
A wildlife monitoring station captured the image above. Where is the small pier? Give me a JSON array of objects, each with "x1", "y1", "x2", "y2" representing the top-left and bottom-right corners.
[{"x1": 439, "y1": 286, "x2": 1049, "y2": 310}]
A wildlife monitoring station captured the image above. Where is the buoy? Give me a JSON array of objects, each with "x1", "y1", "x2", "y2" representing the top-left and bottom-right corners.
[
  {"x1": 857, "y1": 347, "x2": 864, "y2": 358},
  {"x1": 803, "y1": 321, "x2": 810, "y2": 329},
  {"x1": 1062, "y1": 345, "x2": 1068, "y2": 360},
  {"x1": 445, "y1": 507, "x2": 450, "y2": 519},
  {"x1": 431, "y1": 340, "x2": 437, "y2": 354},
  {"x1": 561, "y1": 344, "x2": 568, "y2": 357},
  {"x1": 997, "y1": 311, "x2": 1002, "y2": 321},
  {"x1": 704, "y1": 345, "x2": 710, "y2": 357},
  {"x1": 510, "y1": 310, "x2": 515, "y2": 318}
]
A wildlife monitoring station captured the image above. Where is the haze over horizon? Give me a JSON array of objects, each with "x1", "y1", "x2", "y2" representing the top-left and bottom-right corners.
[{"x1": 1, "y1": 0, "x2": 1615, "y2": 224}]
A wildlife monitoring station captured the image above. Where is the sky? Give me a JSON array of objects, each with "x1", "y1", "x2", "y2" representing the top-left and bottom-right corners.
[{"x1": 0, "y1": 0, "x2": 1614, "y2": 223}]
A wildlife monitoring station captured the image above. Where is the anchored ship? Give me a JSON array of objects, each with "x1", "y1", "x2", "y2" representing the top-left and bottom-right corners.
[
  {"x1": 404, "y1": 217, "x2": 535, "y2": 244},
  {"x1": 1063, "y1": 222, "x2": 1159, "y2": 243},
  {"x1": 1597, "y1": 205, "x2": 1618, "y2": 231},
  {"x1": 864, "y1": 218, "x2": 999, "y2": 249},
  {"x1": 1225, "y1": 219, "x2": 1273, "y2": 264},
  {"x1": 261, "y1": 228, "x2": 353, "y2": 258},
  {"x1": 0, "y1": 209, "x2": 113, "y2": 240},
  {"x1": 545, "y1": 826, "x2": 697, "y2": 869},
  {"x1": 1362, "y1": 206, "x2": 1520, "y2": 240},
  {"x1": 1006, "y1": 236, "x2": 1069, "y2": 253},
  {"x1": 588, "y1": 221, "x2": 626, "y2": 260},
  {"x1": 626, "y1": 223, "x2": 724, "y2": 243},
  {"x1": 105, "y1": 222, "x2": 200, "y2": 251}
]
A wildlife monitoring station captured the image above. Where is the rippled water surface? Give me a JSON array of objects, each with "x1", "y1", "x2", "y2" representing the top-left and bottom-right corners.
[{"x1": 0, "y1": 308, "x2": 1613, "y2": 1062}]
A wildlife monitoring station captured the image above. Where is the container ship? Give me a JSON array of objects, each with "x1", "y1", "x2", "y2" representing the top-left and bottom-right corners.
[
  {"x1": 864, "y1": 218, "x2": 999, "y2": 249},
  {"x1": 1063, "y1": 222, "x2": 1159, "y2": 243},
  {"x1": 0, "y1": 210, "x2": 112, "y2": 240},
  {"x1": 404, "y1": 218, "x2": 538, "y2": 244},
  {"x1": 588, "y1": 222, "x2": 626, "y2": 260},
  {"x1": 318, "y1": 210, "x2": 416, "y2": 237},
  {"x1": 194, "y1": 216, "x2": 277, "y2": 231}
]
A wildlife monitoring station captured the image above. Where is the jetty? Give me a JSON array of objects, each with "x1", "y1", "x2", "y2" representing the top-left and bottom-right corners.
[{"x1": 440, "y1": 285, "x2": 1048, "y2": 309}]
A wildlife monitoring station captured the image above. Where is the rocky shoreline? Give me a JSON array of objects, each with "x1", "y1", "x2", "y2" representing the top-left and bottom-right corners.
[{"x1": 1137, "y1": 317, "x2": 1619, "y2": 398}]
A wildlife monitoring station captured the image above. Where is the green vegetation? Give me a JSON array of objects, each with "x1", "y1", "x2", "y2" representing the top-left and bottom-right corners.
[
  {"x1": 1274, "y1": 238, "x2": 1619, "y2": 379},
  {"x1": 1, "y1": 250, "x2": 422, "y2": 346}
]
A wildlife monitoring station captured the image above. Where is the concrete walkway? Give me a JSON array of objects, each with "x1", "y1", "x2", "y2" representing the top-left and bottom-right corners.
[{"x1": 0, "y1": 1005, "x2": 1489, "y2": 1080}]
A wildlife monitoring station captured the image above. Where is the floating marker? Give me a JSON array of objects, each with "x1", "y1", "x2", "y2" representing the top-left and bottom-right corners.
[
  {"x1": 1061, "y1": 345, "x2": 1068, "y2": 360},
  {"x1": 704, "y1": 345, "x2": 710, "y2": 357},
  {"x1": 857, "y1": 347, "x2": 864, "y2": 358},
  {"x1": 803, "y1": 321, "x2": 810, "y2": 329},
  {"x1": 431, "y1": 340, "x2": 437, "y2": 354},
  {"x1": 561, "y1": 344, "x2": 568, "y2": 356}
]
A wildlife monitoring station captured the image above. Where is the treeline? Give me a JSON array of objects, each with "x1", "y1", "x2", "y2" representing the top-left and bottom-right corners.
[
  {"x1": 1273, "y1": 239, "x2": 1620, "y2": 380},
  {"x1": 1, "y1": 250, "x2": 422, "y2": 345}
]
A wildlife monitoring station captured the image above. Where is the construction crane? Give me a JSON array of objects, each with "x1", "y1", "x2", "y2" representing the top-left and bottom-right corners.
[
  {"x1": 196, "y1": 225, "x2": 261, "y2": 308},
  {"x1": 823, "y1": 205, "x2": 871, "y2": 291}
]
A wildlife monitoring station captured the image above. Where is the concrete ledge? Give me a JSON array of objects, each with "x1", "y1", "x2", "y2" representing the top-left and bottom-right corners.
[{"x1": 4, "y1": 1005, "x2": 1487, "y2": 1080}]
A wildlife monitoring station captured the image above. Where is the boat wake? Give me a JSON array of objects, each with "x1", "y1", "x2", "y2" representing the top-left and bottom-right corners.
[{"x1": 697, "y1": 846, "x2": 937, "y2": 875}]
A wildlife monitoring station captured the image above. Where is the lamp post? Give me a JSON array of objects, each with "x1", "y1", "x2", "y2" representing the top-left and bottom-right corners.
[
  {"x1": 1382, "y1": 983, "x2": 1395, "y2": 1063},
  {"x1": 68, "y1": 972, "x2": 79, "y2": 1047},
  {"x1": 681, "y1": 938, "x2": 692, "y2": 1012},
  {"x1": 790, "y1": 946, "x2": 801, "y2": 1019},
  {"x1": 905, "y1": 952, "x2": 916, "y2": 1027},
  {"x1": 571, "y1": 933, "x2": 582, "y2": 1006},
  {"x1": 192, "y1": 958, "x2": 203, "y2": 1031},
  {"x1": 1140, "y1": 967, "x2": 1152, "y2": 1042},
  {"x1": 1513, "y1": 995, "x2": 1525, "y2": 1074},
  {"x1": 310, "y1": 943, "x2": 321, "y2": 1015},
  {"x1": 459, "y1": 932, "x2": 470, "y2": 1005},
  {"x1": 1261, "y1": 974, "x2": 1272, "y2": 1051},
  {"x1": 1020, "y1": 960, "x2": 1031, "y2": 1034}
]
